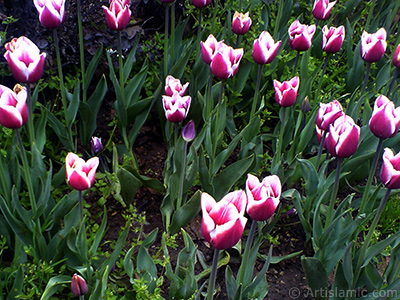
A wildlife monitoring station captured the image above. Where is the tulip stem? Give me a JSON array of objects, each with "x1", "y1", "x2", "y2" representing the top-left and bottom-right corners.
[
  {"x1": 237, "y1": 219, "x2": 257, "y2": 286},
  {"x1": 206, "y1": 70, "x2": 213, "y2": 117},
  {"x1": 315, "y1": 131, "x2": 327, "y2": 171},
  {"x1": 16, "y1": 129, "x2": 37, "y2": 216},
  {"x1": 25, "y1": 84, "x2": 35, "y2": 147},
  {"x1": 164, "y1": 3, "x2": 169, "y2": 77},
  {"x1": 273, "y1": 0, "x2": 283, "y2": 40},
  {"x1": 325, "y1": 157, "x2": 343, "y2": 227},
  {"x1": 250, "y1": 64, "x2": 263, "y2": 121},
  {"x1": 206, "y1": 248, "x2": 220, "y2": 300},
  {"x1": 272, "y1": 107, "x2": 286, "y2": 175},
  {"x1": 177, "y1": 140, "x2": 188, "y2": 211},
  {"x1": 387, "y1": 67, "x2": 398, "y2": 98},
  {"x1": 352, "y1": 62, "x2": 371, "y2": 121},
  {"x1": 78, "y1": 190, "x2": 83, "y2": 221},
  {"x1": 293, "y1": 51, "x2": 300, "y2": 76},
  {"x1": 118, "y1": 31, "x2": 124, "y2": 86},
  {"x1": 77, "y1": 0, "x2": 86, "y2": 102},
  {"x1": 359, "y1": 138, "x2": 383, "y2": 214},
  {"x1": 315, "y1": 54, "x2": 330, "y2": 102}
]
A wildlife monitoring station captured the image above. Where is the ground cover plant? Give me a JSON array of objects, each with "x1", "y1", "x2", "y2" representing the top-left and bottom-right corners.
[{"x1": 0, "y1": 0, "x2": 400, "y2": 299}]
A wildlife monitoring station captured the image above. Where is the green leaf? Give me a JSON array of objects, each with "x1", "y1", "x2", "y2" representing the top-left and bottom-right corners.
[
  {"x1": 40, "y1": 275, "x2": 71, "y2": 300},
  {"x1": 117, "y1": 167, "x2": 143, "y2": 206},
  {"x1": 122, "y1": 39, "x2": 139, "y2": 83},
  {"x1": 169, "y1": 190, "x2": 201, "y2": 235},
  {"x1": 301, "y1": 256, "x2": 329, "y2": 300},
  {"x1": 7, "y1": 266, "x2": 23, "y2": 300},
  {"x1": 84, "y1": 44, "x2": 103, "y2": 91},
  {"x1": 66, "y1": 81, "x2": 80, "y2": 127}
]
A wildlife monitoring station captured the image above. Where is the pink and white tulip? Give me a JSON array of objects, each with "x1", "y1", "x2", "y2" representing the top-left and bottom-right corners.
[
  {"x1": 102, "y1": 0, "x2": 131, "y2": 31},
  {"x1": 326, "y1": 115, "x2": 360, "y2": 158},
  {"x1": 66, "y1": 153, "x2": 99, "y2": 191},
  {"x1": 316, "y1": 100, "x2": 344, "y2": 131},
  {"x1": 392, "y1": 44, "x2": 400, "y2": 68},
  {"x1": 360, "y1": 28, "x2": 387, "y2": 63},
  {"x1": 273, "y1": 76, "x2": 300, "y2": 107},
  {"x1": 288, "y1": 20, "x2": 316, "y2": 52},
  {"x1": 0, "y1": 84, "x2": 28, "y2": 129},
  {"x1": 200, "y1": 34, "x2": 221, "y2": 65},
  {"x1": 210, "y1": 43, "x2": 243, "y2": 79},
  {"x1": 231, "y1": 11, "x2": 252, "y2": 35},
  {"x1": 33, "y1": 0, "x2": 66, "y2": 29},
  {"x1": 312, "y1": 0, "x2": 337, "y2": 21},
  {"x1": 246, "y1": 174, "x2": 281, "y2": 221},
  {"x1": 4, "y1": 36, "x2": 46, "y2": 84},
  {"x1": 369, "y1": 95, "x2": 400, "y2": 139},
  {"x1": 165, "y1": 75, "x2": 189, "y2": 97},
  {"x1": 322, "y1": 25, "x2": 345, "y2": 54},
  {"x1": 252, "y1": 31, "x2": 281, "y2": 65},
  {"x1": 201, "y1": 191, "x2": 247, "y2": 250},
  {"x1": 381, "y1": 148, "x2": 400, "y2": 190},
  {"x1": 162, "y1": 93, "x2": 191, "y2": 123}
]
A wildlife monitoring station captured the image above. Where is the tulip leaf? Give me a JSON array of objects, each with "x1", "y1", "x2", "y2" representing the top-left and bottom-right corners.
[
  {"x1": 124, "y1": 63, "x2": 148, "y2": 109},
  {"x1": 301, "y1": 256, "x2": 329, "y2": 300},
  {"x1": 46, "y1": 109, "x2": 75, "y2": 151},
  {"x1": 225, "y1": 265, "x2": 238, "y2": 300},
  {"x1": 117, "y1": 167, "x2": 143, "y2": 207},
  {"x1": 66, "y1": 81, "x2": 80, "y2": 127},
  {"x1": 40, "y1": 275, "x2": 71, "y2": 300},
  {"x1": 122, "y1": 39, "x2": 139, "y2": 83},
  {"x1": 84, "y1": 43, "x2": 103, "y2": 91},
  {"x1": 169, "y1": 190, "x2": 201, "y2": 235},
  {"x1": 137, "y1": 229, "x2": 159, "y2": 293}
]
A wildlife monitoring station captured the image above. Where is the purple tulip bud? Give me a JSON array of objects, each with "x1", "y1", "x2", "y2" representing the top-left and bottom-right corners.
[
  {"x1": 71, "y1": 273, "x2": 88, "y2": 297},
  {"x1": 369, "y1": 95, "x2": 400, "y2": 139},
  {"x1": 273, "y1": 76, "x2": 300, "y2": 107},
  {"x1": 326, "y1": 115, "x2": 360, "y2": 158},
  {"x1": 182, "y1": 120, "x2": 195, "y2": 142},
  {"x1": 322, "y1": 25, "x2": 345, "y2": 54},
  {"x1": 381, "y1": 148, "x2": 400, "y2": 189},
  {"x1": 102, "y1": 0, "x2": 131, "y2": 31},
  {"x1": 312, "y1": 0, "x2": 337, "y2": 21},
  {"x1": 90, "y1": 137, "x2": 103, "y2": 153},
  {"x1": 0, "y1": 84, "x2": 28, "y2": 129},
  {"x1": 33, "y1": 0, "x2": 66, "y2": 29},
  {"x1": 231, "y1": 11, "x2": 252, "y2": 35},
  {"x1": 360, "y1": 28, "x2": 387, "y2": 63},
  {"x1": 252, "y1": 31, "x2": 281, "y2": 65},
  {"x1": 288, "y1": 20, "x2": 316, "y2": 52}
]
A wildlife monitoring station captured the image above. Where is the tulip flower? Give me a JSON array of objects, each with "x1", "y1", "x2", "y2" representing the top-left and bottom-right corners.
[
  {"x1": 66, "y1": 153, "x2": 99, "y2": 191},
  {"x1": 392, "y1": 44, "x2": 400, "y2": 68},
  {"x1": 360, "y1": 28, "x2": 387, "y2": 63},
  {"x1": 71, "y1": 273, "x2": 88, "y2": 297},
  {"x1": 369, "y1": 95, "x2": 400, "y2": 139},
  {"x1": 33, "y1": 0, "x2": 66, "y2": 29},
  {"x1": 246, "y1": 174, "x2": 281, "y2": 221},
  {"x1": 381, "y1": 148, "x2": 400, "y2": 190},
  {"x1": 288, "y1": 20, "x2": 316, "y2": 52},
  {"x1": 201, "y1": 191, "x2": 247, "y2": 250},
  {"x1": 312, "y1": 0, "x2": 336, "y2": 21},
  {"x1": 231, "y1": 11, "x2": 252, "y2": 35},
  {"x1": 182, "y1": 120, "x2": 195, "y2": 142},
  {"x1": 102, "y1": 0, "x2": 131, "y2": 31},
  {"x1": 316, "y1": 100, "x2": 344, "y2": 131},
  {"x1": 325, "y1": 115, "x2": 360, "y2": 158},
  {"x1": 0, "y1": 84, "x2": 28, "y2": 129},
  {"x1": 316, "y1": 126, "x2": 327, "y2": 147},
  {"x1": 191, "y1": 0, "x2": 211, "y2": 8},
  {"x1": 90, "y1": 136, "x2": 103, "y2": 154},
  {"x1": 4, "y1": 36, "x2": 46, "y2": 84},
  {"x1": 252, "y1": 31, "x2": 282, "y2": 65},
  {"x1": 200, "y1": 34, "x2": 221, "y2": 65},
  {"x1": 162, "y1": 93, "x2": 191, "y2": 123},
  {"x1": 322, "y1": 25, "x2": 345, "y2": 54},
  {"x1": 210, "y1": 43, "x2": 243, "y2": 79},
  {"x1": 273, "y1": 76, "x2": 300, "y2": 107},
  {"x1": 165, "y1": 75, "x2": 189, "y2": 97}
]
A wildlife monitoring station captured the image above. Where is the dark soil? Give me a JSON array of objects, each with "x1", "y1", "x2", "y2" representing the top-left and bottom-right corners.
[{"x1": 0, "y1": 1, "x2": 313, "y2": 299}]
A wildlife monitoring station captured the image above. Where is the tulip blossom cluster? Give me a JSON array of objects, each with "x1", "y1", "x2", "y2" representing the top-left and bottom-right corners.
[
  {"x1": 312, "y1": 0, "x2": 336, "y2": 21},
  {"x1": 252, "y1": 31, "x2": 281, "y2": 65},
  {"x1": 33, "y1": 0, "x2": 66, "y2": 29},
  {"x1": 201, "y1": 174, "x2": 282, "y2": 250},
  {"x1": 162, "y1": 76, "x2": 191, "y2": 123},
  {"x1": 0, "y1": 84, "x2": 28, "y2": 129},
  {"x1": 360, "y1": 28, "x2": 387, "y2": 63},
  {"x1": 231, "y1": 11, "x2": 252, "y2": 36},
  {"x1": 102, "y1": 0, "x2": 131, "y2": 31},
  {"x1": 369, "y1": 95, "x2": 400, "y2": 140},
  {"x1": 66, "y1": 153, "x2": 99, "y2": 191},
  {"x1": 288, "y1": 20, "x2": 316, "y2": 52},
  {"x1": 273, "y1": 76, "x2": 300, "y2": 107},
  {"x1": 200, "y1": 34, "x2": 244, "y2": 79}
]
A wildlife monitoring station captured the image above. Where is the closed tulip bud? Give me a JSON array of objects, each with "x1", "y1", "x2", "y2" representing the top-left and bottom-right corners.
[
  {"x1": 326, "y1": 115, "x2": 360, "y2": 158},
  {"x1": 316, "y1": 99, "x2": 344, "y2": 131},
  {"x1": 210, "y1": 43, "x2": 243, "y2": 79},
  {"x1": 4, "y1": 36, "x2": 46, "y2": 84},
  {"x1": 182, "y1": 120, "x2": 195, "y2": 142},
  {"x1": 231, "y1": 11, "x2": 252, "y2": 35},
  {"x1": 288, "y1": 20, "x2": 316, "y2": 52},
  {"x1": 252, "y1": 31, "x2": 281, "y2": 65},
  {"x1": 33, "y1": 0, "x2": 66, "y2": 29},
  {"x1": 102, "y1": 0, "x2": 131, "y2": 31},
  {"x1": 369, "y1": 95, "x2": 400, "y2": 139},
  {"x1": 0, "y1": 84, "x2": 28, "y2": 129},
  {"x1": 66, "y1": 153, "x2": 99, "y2": 191},
  {"x1": 200, "y1": 34, "x2": 221, "y2": 65},
  {"x1": 191, "y1": 0, "x2": 211, "y2": 8},
  {"x1": 381, "y1": 148, "x2": 400, "y2": 189},
  {"x1": 71, "y1": 273, "x2": 88, "y2": 297},
  {"x1": 246, "y1": 174, "x2": 281, "y2": 221},
  {"x1": 322, "y1": 25, "x2": 345, "y2": 54},
  {"x1": 273, "y1": 76, "x2": 299, "y2": 107},
  {"x1": 392, "y1": 44, "x2": 400, "y2": 68},
  {"x1": 90, "y1": 136, "x2": 103, "y2": 153},
  {"x1": 360, "y1": 28, "x2": 387, "y2": 63},
  {"x1": 201, "y1": 191, "x2": 247, "y2": 250},
  {"x1": 312, "y1": 0, "x2": 336, "y2": 21},
  {"x1": 301, "y1": 96, "x2": 311, "y2": 114},
  {"x1": 162, "y1": 93, "x2": 191, "y2": 123},
  {"x1": 165, "y1": 75, "x2": 189, "y2": 97}
]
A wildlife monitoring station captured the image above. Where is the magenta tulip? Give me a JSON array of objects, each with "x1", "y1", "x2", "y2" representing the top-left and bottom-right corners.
[
  {"x1": 381, "y1": 148, "x2": 400, "y2": 189},
  {"x1": 392, "y1": 44, "x2": 400, "y2": 68},
  {"x1": 288, "y1": 20, "x2": 316, "y2": 52},
  {"x1": 252, "y1": 31, "x2": 281, "y2": 65},
  {"x1": 210, "y1": 43, "x2": 243, "y2": 79},
  {"x1": 4, "y1": 36, "x2": 46, "y2": 84},
  {"x1": 316, "y1": 100, "x2": 344, "y2": 131},
  {"x1": 273, "y1": 76, "x2": 300, "y2": 107},
  {"x1": 0, "y1": 84, "x2": 28, "y2": 129},
  {"x1": 200, "y1": 34, "x2": 221, "y2": 65},
  {"x1": 201, "y1": 191, "x2": 247, "y2": 250},
  {"x1": 33, "y1": 0, "x2": 65, "y2": 29},
  {"x1": 369, "y1": 95, "x2": 400, "y2": 139},
  {"x1": 191, "y1": 0, "x2": 211, "y2": 8},
  {"x1": 71, "y1": 274, "x2": 88, "y2": 297},
  {"x1": 322, "y1": 25, "x2": 345, "y2": 54},
  {"x1": 165, "y1": 75, "x2": 189, "y2": 97},
  {"x1": 246, "y1": 174, "x2": 281, "y2": 221},
  {"x1": 162, "y1": 93, "x2": 191, "y2": 123},
  {"x1": 360, "y1": 28, "x2": 387, "y2": 63},
  {"x1": 312, "y1": 0, "x2": 336, "y2": 21},
  {"x1": 182, "y1": 120, "x2": 195, "y2": 142},
  {"x1": 326, "y1": 115, "x2": 360, "y2": 158},
  {"x1": 102, "y1": 0, "x2": 131, "y2": 31},
  {"x1": 231, "y1": 11, "x2": 252, "y2": 35},
  {"x1": 66, "y1": 153, "x2": 99, "y2": 191}
]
